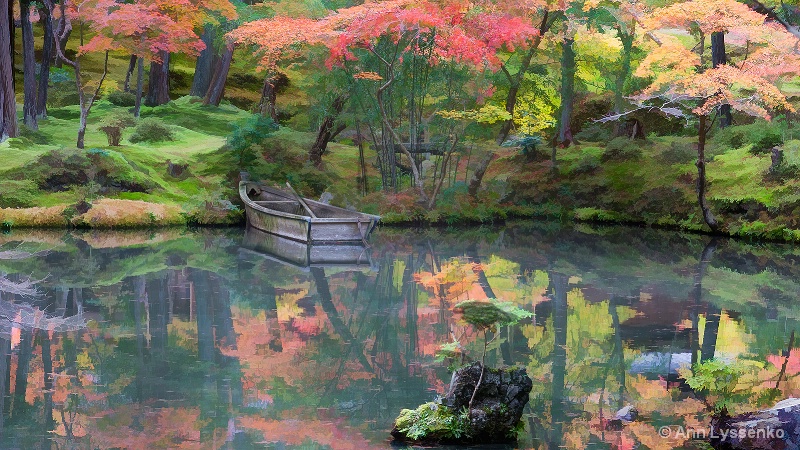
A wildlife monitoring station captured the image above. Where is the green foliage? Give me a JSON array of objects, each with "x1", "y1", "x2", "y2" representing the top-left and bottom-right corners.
[
  {"x1": 129, "y1": 118, "x2": 175, "y2": 143},
  {"x1": 713, "y1": 122, "x2": 784, "y2": 154},
  {"x1": 227, "y1": 114, "x2": 280, "y2": 169},
  {"x1": 47, "y1": 67, "x2": 79, "y2": 107},
  {"x1": 1, "y1": 148, "x2": 155, "y2": 194},
  {"x1": 106, "y1": 90, "x2": 137, "y2": 108},
  {"x1": 602, "y1": 136, "x2": 643, "y2": 162},
  {"x1": 0, "y1": 180, "x2": 38, "y2": 208},
  {"x1": 454, "y1": 299, "x2": 533, "y2": 331},
  {"x1": 502, "y1": 135, "x2": 543, "y2": 160},
  {"x1": 394, "y1": 402, "x2": 470, "y2": 441},
  {"x1": 682, "y1": 358, "x2": 764, "y2": 413},
  {"x1": 659, "y1": 140, "x2": 696, "y2": 165}
]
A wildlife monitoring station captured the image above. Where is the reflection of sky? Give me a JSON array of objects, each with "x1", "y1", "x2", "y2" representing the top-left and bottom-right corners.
[{"x1": 0, "y1": 225, "x2": 798, "y2": 448}]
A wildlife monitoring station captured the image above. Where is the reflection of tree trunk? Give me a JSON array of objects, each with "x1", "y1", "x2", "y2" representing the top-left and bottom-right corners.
[
  {"x1": 0, "y1": 338, "x2": 8, "y2": 434},
  {"x1": 147, "y1": 277, "x2": 169, "y2": 364},
  {"x1": 311, "y1": 267, "x2": 373, "y2": 372},
  {"x1": 132, "y1": 277, "x2": 148, "y2": 402},
  {"x1": 692, "y1": 239, "x2": 718, "y2": 363},
  {"x1": 264, "y1": 285, "x2": 282, "y2": 352},
  {"x1": 41, "y1": 332, "x2": 54, "y2": 430},
  {"x1": 192, "y1": 270, "x2": 215, "y2": 362},
  {"x1": 609, "y1": 298, "x2": 625, "y2": 409},
  {"x1": 548, "y1": 273, "x2": 568, "y2": 448},
  {"x1": 12, "y1": 329, "x2": 34, "y2": 416},
  {"x1": 467, "y1": 246, "x2": 496, "y2": 299},
  {"x1": 402, "y1": 255, "x2": 418, "y2": 356}
]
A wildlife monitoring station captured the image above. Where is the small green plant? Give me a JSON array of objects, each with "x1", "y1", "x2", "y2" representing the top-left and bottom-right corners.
[
  {"x1": 394, "y1": 402, "x2": 470, "y2": 441},
  {"x1": 129, "y1": 118, "x2": 175, "y2": 143},
  {"x1": 106, "y1": 90, "x2": 137, "y2": 107},
  {"x1": 502, "y1": 134, "x2": 543, "y2": 160},
  {"x1": 227, "y1": 114, "x2": 279, "y2": 169},
  {"x1": 681, "y1": 358, "x2": 768, "y2": 413},
  {"x1": 100, "y1": 111, "x2": 137, "y2": 146},
  {"x1": 602, "y1": 136, "x2": 643, "y2": 162}
]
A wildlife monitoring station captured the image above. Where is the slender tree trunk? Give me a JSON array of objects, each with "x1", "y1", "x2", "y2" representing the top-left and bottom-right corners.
[
  {"x1": 12, "y1": 330, "x2": 34, "y2": 416},
  {"x1": 0, "y1": 0, "x2": 17, "y2": 139},
  {"x1": 203, "y1": 42, "x2": 233, "y2": 106},
  {"x1": 54, "y1": 14, "x2": 70, "y2": 68},
  {"x1": 146, "y1": 51, "x2": 171, "y2": 107},
  {"x1": 123, "y1": 54, "x2": 136, "y2": 93},
  {"x1": 468, "y1": 151, "x2": 495, "y2": 198},
  {"x1": 259, "y1": 74, "x2": 278, "y2": 120},
  {"x1": 309, "y1": 94, "x2": 348, "y2": 167},
  {"x1": 20, "y1": 0, "x2": 38, "y2": 130},
  {"x1": 36, "y1": 4, "x2": 53, "y2": 118},
  {"x1": 711, "y1": 32, "x2": 732, "y2": 128},
  {"x1": 497, "y1": 11, "x2": 549, "y2": 144},
  {"x1": 41, "y1": 333, "x2": 54, "y2": 430},
  {"x1": 557, "y1": 36, "x2": 577, "y2": 148},
  {"x1": 134, "y1": 56, "x2": 144, "y2": 117},
  {"x1": 697, "y1": 115, "x2": 718, "y2": 231},
  {"x1": 613, "y1": 30, "x2": 634, "y2": 137},
  {"x1": 191, "y1": 25, "x2": 215, "y2": 97}
]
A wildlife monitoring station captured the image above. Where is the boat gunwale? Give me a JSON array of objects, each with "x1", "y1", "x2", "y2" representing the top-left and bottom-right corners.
[{"x1": 239, "y1": 181, "x2": 380, "y2": 224}]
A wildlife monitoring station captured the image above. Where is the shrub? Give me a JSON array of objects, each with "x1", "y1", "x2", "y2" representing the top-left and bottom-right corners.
[
  {"x1": 574, "y1": 123, "x2": 612, "y2": 143},
  {"x1": 129, "y1": 118, "x2": 175, "y2": 143},
  {"x1": 0, "y1": 180, "x2": 38, "y2": 208},
  {"x1": 659, "y1": 141, "x2": 696, "y2": 164},
  {"x1": 47, "y1": 67, "x2": 80, "y2": 107},
  {"x1": 751, "y1": 131, "x2": 784, "y2": 155},
  {"x1": 228, "y1": 114, "x2": 279, "y2": 169},
  {"x1": 601, "y1": 136, "x2": 643, "y2": 162},
  {"x1": 100, "y1": 111, "x2": 137, "y2": 146},
  {"x1": 107, "y1": 90, "x2": 136, "y2": 107},
  {"x1": 713, "y1": 122, "x2": 784, "y2": 154}
]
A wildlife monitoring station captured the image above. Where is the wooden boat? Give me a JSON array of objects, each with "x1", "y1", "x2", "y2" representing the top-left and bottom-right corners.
[
  {"x1": 239, "y1": 181, "x2": 380, "y2": 243},
  {"x1": 240, "y1": 225, "x2": 374, "y2": 270}
]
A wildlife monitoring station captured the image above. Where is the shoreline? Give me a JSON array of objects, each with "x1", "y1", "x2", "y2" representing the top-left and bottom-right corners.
[{"x1": 4, "y1": 200, "x2": 800, "y2": 244}]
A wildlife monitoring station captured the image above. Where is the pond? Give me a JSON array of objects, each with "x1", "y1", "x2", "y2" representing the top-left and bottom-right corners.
[{"x1": 0, "y1": 222, "x2": 798, "y2": 449}]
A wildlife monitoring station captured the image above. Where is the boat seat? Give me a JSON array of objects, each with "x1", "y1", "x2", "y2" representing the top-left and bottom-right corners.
[{"x1": 254, "y1": 200, "x2": 299, "y2": 206}]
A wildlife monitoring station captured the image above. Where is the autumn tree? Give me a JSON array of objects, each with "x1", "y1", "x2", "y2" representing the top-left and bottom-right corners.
[{"x1": 616, "y1": 0, "x2": 798, "y2": 231}]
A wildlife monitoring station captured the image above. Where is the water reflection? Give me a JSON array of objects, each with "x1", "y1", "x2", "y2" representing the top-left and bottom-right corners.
[{"x1": 0, "y1": 224, "x2": 797, "y2": 448}]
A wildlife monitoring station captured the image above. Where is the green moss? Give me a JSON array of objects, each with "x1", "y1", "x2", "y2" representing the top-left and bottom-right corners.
[{"x1": 394, "y1": 402, "x2": 470, "y2": 441}]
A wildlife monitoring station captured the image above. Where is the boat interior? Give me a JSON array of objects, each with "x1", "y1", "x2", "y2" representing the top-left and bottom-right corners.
[{"x1": 247, "y1": 185, "x2": 372, "y2": 220}]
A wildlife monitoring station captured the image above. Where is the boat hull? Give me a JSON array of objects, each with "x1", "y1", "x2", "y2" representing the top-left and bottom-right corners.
[{"x1": 240, "y1": 182, "x2": 379, "y2": 243}]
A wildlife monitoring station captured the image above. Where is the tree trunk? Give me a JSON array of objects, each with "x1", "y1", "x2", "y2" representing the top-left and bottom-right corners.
[
  {"x1": 497, "y1": 11, "x2": 549, "y2": 145},
  {"x1": 203, "y1": 42, "x2": 233, "y2": 106},
  {"x1": 697, "y1": 115, "x2": 719, "y2": 231},
  {"x1": 36, "y1": 5, "x2": 53, "y2": 118},
  {"x1": 134, "y1": 56, "x2": 144, "y2": 117},
  {"x1": 259, "y1": 74, "x2": 278, "y2": 120},
  {"x1": 468, "y1": 151, "x2": 495, "y2": 198},
  {"x1": 123, "y1": 54, "x2": 136, "y2": 92},
  {"x1": 0, "y1": 0, "x2": 17, "y2": 140},
  {"x1": 20, "y1": 0, "x2": 37, "y2": 130},
  {"x1": 191, "y1": 25, "x2": 215, "y2": 97},
  {"x1": 711, "y1": 32, "x2": 732, "y2": 128},
  {"x1": 309, "y1": 94, "x2": 347, "y2": 167},
  {"x1": 53, "y1": 4, "x2": 70, "y2": 69},
  {"x1": 12, "y1": 330, "x2": 33, "y2": 416},
  {"x1": 613, "y1": 29, "x2": 634, "y2": 137},
  {"x1": 145, "y1": 51, "x2": 170, "y2": 107},
  {"x1": 557, "y1": 37, "x2": 577, "y2": 148}
]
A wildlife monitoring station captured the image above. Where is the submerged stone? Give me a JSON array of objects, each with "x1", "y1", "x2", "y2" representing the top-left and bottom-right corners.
[{"x1": 391, "y1": 362, "x2": 532, "y2": 445}]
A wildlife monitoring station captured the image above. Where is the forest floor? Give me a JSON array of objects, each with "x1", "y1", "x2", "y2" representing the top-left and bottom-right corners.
[{"x1": 3, "y1": 83, "x2": 800, "y2": 241}]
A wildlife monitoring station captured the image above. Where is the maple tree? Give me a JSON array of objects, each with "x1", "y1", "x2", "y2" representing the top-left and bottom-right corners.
[{"x1": 607, "y1": 0, "x2": 797, "y2": 231}]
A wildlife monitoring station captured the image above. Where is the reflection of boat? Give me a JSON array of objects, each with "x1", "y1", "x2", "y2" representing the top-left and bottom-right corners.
[
  {"x1": 239, "y1": 181, "x2": 380, "y2": 243},
  {"x1": 240, "y1": 226, "x2": 374, "y2": 270}
]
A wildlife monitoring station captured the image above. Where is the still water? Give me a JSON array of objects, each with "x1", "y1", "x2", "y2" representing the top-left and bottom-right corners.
[{"x1": 0, "y1": 222, "x2": 798, "y2": 449}]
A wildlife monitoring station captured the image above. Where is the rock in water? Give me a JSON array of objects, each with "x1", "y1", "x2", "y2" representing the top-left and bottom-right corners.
[
  {"x1": 711, "y1": 398, "x2": 800, "y2": 449},
  {"x1": 391, "y1": 362, "x2": 533, "y2": 444}
]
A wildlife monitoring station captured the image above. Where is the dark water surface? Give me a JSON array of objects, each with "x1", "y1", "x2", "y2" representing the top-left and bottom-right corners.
[{"x1": 0, "y1": 222, "x2": 799, "y2": 449}]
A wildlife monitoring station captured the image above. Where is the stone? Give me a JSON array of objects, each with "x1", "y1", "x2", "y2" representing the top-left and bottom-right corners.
[
  {"x1": 710, "y1": 398, "x2": 800, "y2": 449},
  {"x1": 615, "y1": 405, "x2": 638, "y2": 423},
  {"x1": 391, "y1": 362, "x2": 533, "y2": 445}
]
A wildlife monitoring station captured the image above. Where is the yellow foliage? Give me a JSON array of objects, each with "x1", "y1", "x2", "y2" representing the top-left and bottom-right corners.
[{"x1": 76, "y1": 199, "x2": 184, "y2": 228}]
